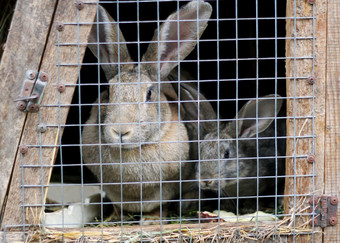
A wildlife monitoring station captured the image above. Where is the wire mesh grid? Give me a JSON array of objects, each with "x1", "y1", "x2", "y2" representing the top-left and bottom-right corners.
[{"x1": 2, "y1": 0, "x2": 318, "y2": 242}]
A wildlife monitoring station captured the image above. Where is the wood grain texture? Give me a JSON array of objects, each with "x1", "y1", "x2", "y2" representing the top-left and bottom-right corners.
[
  {"x1": 1, "y1": 0, "x2": 98, "y2": 228},
  {"x1": 284, "y1": 0, "x2": 326, "y2": 242},
  {"x1": 324, "y1": 0, "x2": 340, "y2": 241},
  {"x1": 0, "y1": 0, "x2": 57, "y2": 217}
]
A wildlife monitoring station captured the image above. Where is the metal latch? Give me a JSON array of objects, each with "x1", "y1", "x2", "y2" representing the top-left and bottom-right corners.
[
  {"x1": 15, "y1": 70, "x2": 48, "y2": 112},
  {"x1": 309, "y1": 195, "x2": 338, "y2": 228}
]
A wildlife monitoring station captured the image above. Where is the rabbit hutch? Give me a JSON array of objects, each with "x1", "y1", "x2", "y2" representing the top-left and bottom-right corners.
[{"x1": 0, "y1": 0, "x2": 339, "y2": 242}]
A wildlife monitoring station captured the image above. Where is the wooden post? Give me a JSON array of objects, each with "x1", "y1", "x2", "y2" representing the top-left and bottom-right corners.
[
  {"x1": 1, "y1": 0, "x2": 98, "y2": 228},
  {"x1": 0, "y1": 0, "x2": 57, "y2": 219},
  {"x1": 324, "y1": 0, "x2": 340, "y2": 241},
  {"x1": 285, "y1": 0, "x2": 326, "y2": 242}
]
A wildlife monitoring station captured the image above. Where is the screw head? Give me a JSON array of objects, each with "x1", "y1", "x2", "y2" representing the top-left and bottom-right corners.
[
  {"x1": 20, "y1": 145, "x2": 28, "y2": 154},
  {"x1": 37, "y1": 123, "x2": 47, "y2": 133},
  {"x1": 40, "y1": 72, "x2": 48, "y2": 82},
  {"x1": 330, "y1": 217, "x2": 337, "y2": 226},
  {"x1": 28, "y1": 72, "x2": 36, "y2": 80},
  {"x1": 28, "y1": 104, "x2": 39, "y2": 113},
  {"x1": 330, "y1": 197, "x2": 338, "y2": 205},
  {"x1": 75, "y1": 1, "x2": 84, "y2": 10},
  {"x1": 57, "y1": 83, "x2": 66, "y2": 93},
  {"x1": 308, "y1": 0, "x2": 316, "y2": 4},
  {"x1": 307, "y1": 76, "x2": 315, "y2": 85},
  {"x1": 16, "y1": 101, "x2": 27, "y2": 111},
  {"x1": 56, "y1": 23, "x2": 64, "y2": 31},
  {"x1": 307, "y1": 154, "x2": 316, "y2": 163}
]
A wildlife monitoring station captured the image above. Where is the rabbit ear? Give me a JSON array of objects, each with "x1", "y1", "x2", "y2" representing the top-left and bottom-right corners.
[
  {"x1": 167, "y1": 69, "x2": 217, "y2": 133},
  {"x1": 233, "y1": 95, "x2": 283, "y2": 138},
  {"x1": 178, "y1": 83, "x2": 217, "y2": 130},
  {"x1": 142, "y1": 0, "x2": 212, "y2": 79},
  {"x1": 88, "y1": 5, "x2": 133, "y2": 81}
]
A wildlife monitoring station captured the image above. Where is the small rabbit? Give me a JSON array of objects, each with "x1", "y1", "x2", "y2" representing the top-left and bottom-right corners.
[
  {"x1": 82, "y1": 1, "x2": 213, "y2": 218},
  {"x1": 197, "y1": 95, "x2": 285, "y2": 212}
]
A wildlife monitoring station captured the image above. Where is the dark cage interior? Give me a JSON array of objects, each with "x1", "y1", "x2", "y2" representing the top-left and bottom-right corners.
[{"x1": 51, "y1": 0, "x2": 287, "y2": 223}]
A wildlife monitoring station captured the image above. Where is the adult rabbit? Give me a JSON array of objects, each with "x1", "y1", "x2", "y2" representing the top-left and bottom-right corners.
[{"x1": 82, "y1": 0, "x2": 213, "y2": 218}]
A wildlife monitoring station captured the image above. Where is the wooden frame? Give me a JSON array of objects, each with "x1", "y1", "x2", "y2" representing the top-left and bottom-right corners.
[
  {"x1": 0, "y1": 0, "x2": 339, "y2": 242},
  {"x1": 0, "y1": 0, "x2": 98, "y2": 227},
  {"x1": 0, "y1": 0, "x2": 57, "y2": 219},
  {"x1": 284, "y1": 0, "x2": 340, "y2": 242},
  {"x1": 284, "y1": 0, "x2": 322, "y2": 241}
]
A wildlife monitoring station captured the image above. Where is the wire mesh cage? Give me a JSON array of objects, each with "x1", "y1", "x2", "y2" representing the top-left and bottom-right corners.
[{"x1": 1, "y1": 0, "x2": 331, "y2": 242}]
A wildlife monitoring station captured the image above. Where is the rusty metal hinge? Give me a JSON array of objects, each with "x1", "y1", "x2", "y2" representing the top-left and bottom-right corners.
[
  {"x1": 15, "y1": 70, "x2": 48, "y2": 112},
  {"x1": 309, "y1": 195, "x2": 338, "y2": 228}
]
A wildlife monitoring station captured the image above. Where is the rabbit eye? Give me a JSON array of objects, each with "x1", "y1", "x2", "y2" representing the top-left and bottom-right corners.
[
  {"x1": 146, "y1": 89, "x2": 152, "y2": 102},
  {"x1": 224, "y1": 149, "x2": 230, "y2": 159}
]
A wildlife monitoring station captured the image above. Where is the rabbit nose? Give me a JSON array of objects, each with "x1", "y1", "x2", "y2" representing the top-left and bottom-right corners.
[
  {"x1": 200, "y1": 180, "x2": 214, "y2": 188},
  {"x1": 120, "y1": 131, "x2": 130, "y2": 137},
  {"x1": 112, "y1": 129, "x2": 130, "y2": 138}
]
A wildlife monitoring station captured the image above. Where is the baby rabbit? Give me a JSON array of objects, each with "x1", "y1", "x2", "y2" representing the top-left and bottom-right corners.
[
  {"x1": 197, "y1": 95, "x2": 285, "y2": 212},
  {"x1": 82, "y1": 1, "x2": 213, "y2": 218}
]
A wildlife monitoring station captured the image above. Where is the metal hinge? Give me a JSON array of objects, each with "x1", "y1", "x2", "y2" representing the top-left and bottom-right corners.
[
  {"x1": 15, "y1": 70, "x2": 48, "y2": 112},
  {"x1": 309, "y1": 195, "x2": 338, "y2": 228}
]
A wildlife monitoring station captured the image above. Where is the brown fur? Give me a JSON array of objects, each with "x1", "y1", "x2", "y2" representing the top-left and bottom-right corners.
[{"x1": 83, "y1": 1, "x2": 213, "y2": 215}]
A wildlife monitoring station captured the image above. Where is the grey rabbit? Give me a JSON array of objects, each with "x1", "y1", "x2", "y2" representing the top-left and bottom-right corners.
[
  {"x1": 82, "y1": 0, "x2": 214, "y2": 219},
  {"x1": 197, "y1": 95, "x2": 285, "y2": 213}
]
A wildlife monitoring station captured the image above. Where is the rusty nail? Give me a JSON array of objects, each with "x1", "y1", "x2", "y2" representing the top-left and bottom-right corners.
[
  {"x1": 56, "y1": 23, "x2": 64, "y2": 31},
  {"x1": 307, "y1": 76, "x2": 315, "y2": 85},
  {"x1": 57, "y1": 83, "x2": 66, "y2": 93},
  {"x1": 16, "y1": 101, "x2": 27, "y2": 111},
  {"x1": 28, "y1": 104, "x2": 39, "y2": 113},
  {"x1": 330, "y1": 197, "x2": 338, "y2": 205},
  {"x1": 307, "y1": 154, "x2": 316, "y2": 163},
  {"x1": 40, "y1": 72, "x2": 48, "y2": 82},
  {"x1": 309, "y1": 218, "x2": 318, "y2": 226},
  {"x1": 28, "y1": 72, "x2": 36, "y2": 80},
  {"x1": 309, "y1": 197, "x2": 318, "y2": 205},
  {"x1": 75, "y1": 1, "x2": 84, "y2": 10},
  {"x1": 20, "y1": 145, "x2": 28, "y2": 154},
  {"x1": 329, "y1": 217, "x2": 337, "y2": 226},
  {"x1": 37, "y1": 123, "x2": 47, "y2": 133}
]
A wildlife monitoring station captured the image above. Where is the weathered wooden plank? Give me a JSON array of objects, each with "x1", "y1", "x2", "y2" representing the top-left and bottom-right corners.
[
  {"x1": 0, "y1": 0, "x2": 57, "y2": 218},
  {"x1": 312, "y1": 1, "x2": 327, "y2": 242},
  {"x1": 284, "y1": 0, "x2": 326, "y2": 242},
  {"x1": 324, "y1": 0, "x2": 340, "y2": 241},
  {"x1": 1, "y1": 0, "x2": 98, "y2": 228}
]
